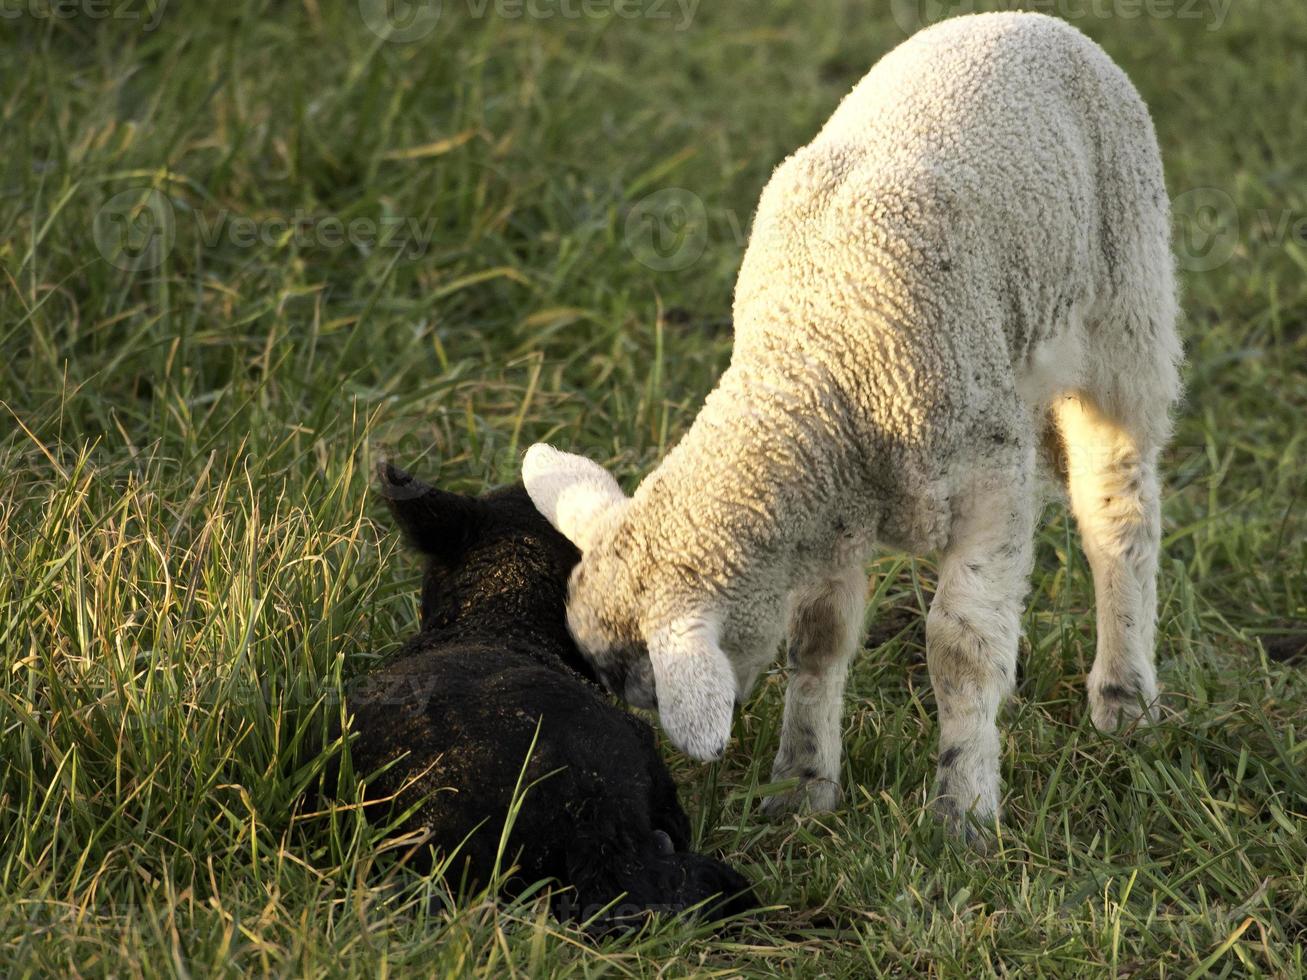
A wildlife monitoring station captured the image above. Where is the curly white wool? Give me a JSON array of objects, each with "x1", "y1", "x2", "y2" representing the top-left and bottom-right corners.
[{"x1": 525, "y1": 12, "x2": 1182, "y2": 837}]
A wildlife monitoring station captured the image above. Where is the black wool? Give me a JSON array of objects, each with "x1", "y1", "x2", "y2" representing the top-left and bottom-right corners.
[{"x1": 333, "y1": 463, "x2": 754, "y2": 933}]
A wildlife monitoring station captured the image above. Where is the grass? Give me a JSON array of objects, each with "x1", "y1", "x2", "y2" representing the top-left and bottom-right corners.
[{"x1": 1, "y1": 0, "x2": 1305, "y2": 975}]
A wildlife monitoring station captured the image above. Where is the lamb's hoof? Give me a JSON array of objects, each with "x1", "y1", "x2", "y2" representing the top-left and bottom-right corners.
[
  {"x1": 931, "y1": 796, "x2": 996, "y2": 854},
  {"x1": 1089, "y1": 681, "x2": 1159, "y2": 733},
  {"x1": 759, "y1": 775, "x2": 841, "y2": 818}
]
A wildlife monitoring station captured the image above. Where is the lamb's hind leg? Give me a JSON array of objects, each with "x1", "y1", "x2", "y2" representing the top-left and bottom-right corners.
[
  {"x1": 928, "y1": 450, "x2": 1036, "y2": 841},
  {"x1": 1054, "y1": 395, "x2": 1163, "y2": 730},
  {"x1": 761, "y1": 564, "x2": 866, "y2": 816}
]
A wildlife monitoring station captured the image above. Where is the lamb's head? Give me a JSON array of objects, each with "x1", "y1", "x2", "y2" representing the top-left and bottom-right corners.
[
  {"x1": 522, "y1": 444, "x2": 737, "y2": 762},
  {"x1": 376, "y1": 462, "x2": 593, "y2": 678}
]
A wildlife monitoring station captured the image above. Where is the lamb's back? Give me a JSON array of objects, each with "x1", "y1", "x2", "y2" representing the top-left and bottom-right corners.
[
  {"x1": 344, "y1": 637, "x2": 682, "y2": 884},
  {"x1": 735, "y1": 12, "x2": 1163, "y2": 377}
]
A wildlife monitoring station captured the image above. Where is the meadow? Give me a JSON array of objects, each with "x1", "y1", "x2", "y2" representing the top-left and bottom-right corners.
[{"x1": 1, "y1": 0, "x2": 1304, "y2": 975}]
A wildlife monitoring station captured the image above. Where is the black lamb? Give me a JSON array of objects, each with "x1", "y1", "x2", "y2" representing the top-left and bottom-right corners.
[{"x1": 333, "y1": 462, "x2": 754, "y2": 932}]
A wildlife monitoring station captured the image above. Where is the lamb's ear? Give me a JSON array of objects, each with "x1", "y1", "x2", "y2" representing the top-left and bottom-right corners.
[
  {"x1": 521, "y1": 443, "x2": 627, "y2": 551},
  {"x1": 376, "y1": 461, "x2": 482, "y2": 560},
  {"x1": 647, "y1": 616, "x2": 737, "y2": 762}
]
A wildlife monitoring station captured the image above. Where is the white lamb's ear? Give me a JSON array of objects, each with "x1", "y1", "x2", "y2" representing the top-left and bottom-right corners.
[
  {"x1": 647, "y1": 616, "x2": 737, "y2": 762},
  {"x1": 522, "y1": 443, "x2": 627, "y2": 550}
]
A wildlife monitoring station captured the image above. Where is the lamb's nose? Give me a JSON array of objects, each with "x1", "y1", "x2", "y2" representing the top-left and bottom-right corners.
[
  {"x1": 624, "y1": 673, "x2": 657, "y2": 711},
  {"x1": 598, "y1": 663, "x2": 626, "y2": 698}
]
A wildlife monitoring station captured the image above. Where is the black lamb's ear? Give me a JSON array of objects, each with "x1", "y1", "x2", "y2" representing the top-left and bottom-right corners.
[{"x1": 375, "y1": 461, "x2": 483, "y2": 560}]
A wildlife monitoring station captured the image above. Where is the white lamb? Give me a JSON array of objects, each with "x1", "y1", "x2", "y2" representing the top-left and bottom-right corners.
[{"x1": 523, "y1": 11, "x2": 1183, "y2": 838}]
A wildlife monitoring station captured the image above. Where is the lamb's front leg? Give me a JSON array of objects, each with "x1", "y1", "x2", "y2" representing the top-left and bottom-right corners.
[
  {"x1": 927, "y1": 464, "x2": 1036, "y2": 842},
  {"x1": 761, "y1": 564, "x2": 866, "y2": 816}
]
